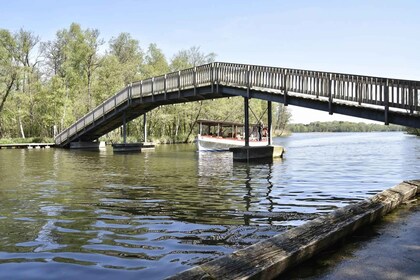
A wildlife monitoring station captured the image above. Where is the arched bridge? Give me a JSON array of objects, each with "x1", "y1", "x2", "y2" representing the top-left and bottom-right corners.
[{"x1": 55, "y1": 62, "x2": 420, "y2": 147}]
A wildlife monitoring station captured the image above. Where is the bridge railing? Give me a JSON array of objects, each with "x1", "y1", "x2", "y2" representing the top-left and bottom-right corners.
[
  {"x1": 216, "y1": 62, "x2": 419, "y2": 112},
  {"x1": 55, "y1": 62, "x2": 419, "y2": 146}
]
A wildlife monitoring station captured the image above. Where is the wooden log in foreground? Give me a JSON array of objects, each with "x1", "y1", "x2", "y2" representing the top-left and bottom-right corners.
[{"x1": 167, "y1": 180, "x2": 420, "y2": 280}]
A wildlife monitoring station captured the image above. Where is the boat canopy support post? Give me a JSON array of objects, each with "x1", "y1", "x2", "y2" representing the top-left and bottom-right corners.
[{"x1": 268, "y1": 101, "x2": 272, "y2": 146}]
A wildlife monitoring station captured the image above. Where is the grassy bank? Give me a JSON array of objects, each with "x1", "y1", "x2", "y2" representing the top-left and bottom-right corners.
[{"x1": 0, "y1": 137, "x2": 54, "y2": 145}]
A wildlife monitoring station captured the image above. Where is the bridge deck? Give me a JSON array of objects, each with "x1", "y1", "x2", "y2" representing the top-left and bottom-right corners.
[{"x1": 55, "y1": 62, "x2": 420, "y2": 147}]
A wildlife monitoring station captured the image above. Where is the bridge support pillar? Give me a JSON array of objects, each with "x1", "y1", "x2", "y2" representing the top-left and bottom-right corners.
[
  {"x1": 112, "y1": 142, "x2": 155, "y2": 153},
  {"x1": 70, "y1": 141, "x2": 106, "y2": 150},
  {"x1": 244, "y1": 97, "x2": 250, "y2": 147},
  {"x1": 141, "y1": 113, "x2": 154, "y2": 148},
  {"x1": 234, "y1": 98, "x2": 282, "y2": 162},
  {"x1": 230, "y1": 146, "x2": 284, "y2": 162},
  {"x1": 112, "y1": 112, "x2": 155, "y2": 153},
  {"x1": 143, "y1": 114, "x2": 148, "y2": 143},
  {"x1": 122, "y1": 112, "x2": 127, "y2": 144}
]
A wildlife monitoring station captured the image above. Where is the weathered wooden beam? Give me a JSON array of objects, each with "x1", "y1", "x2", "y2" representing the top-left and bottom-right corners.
[{"x1": 167, "y1": 180, "x2": 420, "y2": 280}]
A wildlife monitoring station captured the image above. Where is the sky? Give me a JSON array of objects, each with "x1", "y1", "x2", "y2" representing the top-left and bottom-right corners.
[{"x1": 1, "y1": 0, "x2": 419, "y2": 123}]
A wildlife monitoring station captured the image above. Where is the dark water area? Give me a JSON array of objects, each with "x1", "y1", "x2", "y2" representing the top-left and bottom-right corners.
[{"x1": 0, "y1": 132, "x2": 419, "y2": 279}]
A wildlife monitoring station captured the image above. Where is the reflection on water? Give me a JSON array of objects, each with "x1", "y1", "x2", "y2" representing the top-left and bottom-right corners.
[{"x1": 0, "y1": 132, "x2": 419, "y2": 279}]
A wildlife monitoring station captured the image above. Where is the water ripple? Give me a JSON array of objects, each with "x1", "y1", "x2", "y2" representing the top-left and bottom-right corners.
[{"x1": 0, "y1": 132, "x2": 418, "y2": 279}]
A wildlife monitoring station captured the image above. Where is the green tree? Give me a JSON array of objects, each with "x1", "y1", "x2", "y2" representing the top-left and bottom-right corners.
[
  {"x1": 142, "y1": 43, "x2": 169, "y2": 78},
  {"x1": 14, "y1": 29, "x2": 42, "y2": 137},
  {"x1": 0, "y1": 29, "x2": 42, "y2": 138},
  {"x1": 0, "y1": 29, "x2": 18, "y2": 137},
  {"x1": 0, "y1": 29, "x2": 18, "y2": 115},
  {"x1": 170, "y1": 46, "x2": 216, "y2": 71},
  {"x1": 109, "y1": 32, "x2": 143, "y2": 84}
]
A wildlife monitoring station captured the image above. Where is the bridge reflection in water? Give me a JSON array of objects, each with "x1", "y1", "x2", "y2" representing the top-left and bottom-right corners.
[{"x1": 197, "y1": 151, "x2": 319, "y2": 227}]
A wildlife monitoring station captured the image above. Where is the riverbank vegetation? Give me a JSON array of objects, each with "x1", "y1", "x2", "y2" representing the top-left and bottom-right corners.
[
  {"x1": 287, "y1": 121, "x2": 404, "y2": 133},
  {"x1": 0, "y1": 23, "x2": 290, "y2": 143},
  {"x1": 406, "y1": 127, "x2": 420, "y2": 136},
  {"x1": 0, "y1": 137, "x2": 53, "y2": 144}
]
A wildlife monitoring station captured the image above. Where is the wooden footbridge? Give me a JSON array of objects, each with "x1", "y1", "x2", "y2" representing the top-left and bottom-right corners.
[{"x1": 55, "y1": 62, "x2": 420, "y2": 147}]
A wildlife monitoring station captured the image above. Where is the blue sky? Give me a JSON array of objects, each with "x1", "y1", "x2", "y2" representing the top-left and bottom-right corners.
[{"x1": 1, "y1": 0, "x2": 419, "y2": 123}]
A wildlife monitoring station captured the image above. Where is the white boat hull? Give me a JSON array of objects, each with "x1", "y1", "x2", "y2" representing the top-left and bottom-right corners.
[{"x1": 197, "y1": 135, "x2": 268, "y2": 151}]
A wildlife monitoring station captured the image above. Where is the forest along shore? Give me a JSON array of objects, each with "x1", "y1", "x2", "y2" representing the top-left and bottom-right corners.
[{"x1": 0, "y1": 24, "x2": 289, "y2": 144}]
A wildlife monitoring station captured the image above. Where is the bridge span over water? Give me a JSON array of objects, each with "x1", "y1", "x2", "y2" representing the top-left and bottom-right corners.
[{"x1": 55, "y1": 62, "x2": 420, "y2": 147}]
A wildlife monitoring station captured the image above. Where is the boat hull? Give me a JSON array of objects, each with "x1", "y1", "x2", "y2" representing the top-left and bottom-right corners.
[{"x1": 197, "y1": 135, "x2": 268, "y2": 151}]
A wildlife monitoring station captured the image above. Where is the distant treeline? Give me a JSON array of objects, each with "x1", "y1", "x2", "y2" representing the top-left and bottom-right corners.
[{"x1": 287, "y1": 121, "x2": 404, "y2": 133}]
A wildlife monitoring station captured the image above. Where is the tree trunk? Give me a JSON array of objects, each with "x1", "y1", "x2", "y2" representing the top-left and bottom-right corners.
[
  {"x1": 87, "y1": 71, "x2": 92, "y2": 112},
  {"x1": 0, "y1": 73, "x2": 17, "y2": 114},
  {"x1": 19, "y1": 116, "x2": 25, "y2": 138},
  {"x1": 60, "y1": 83, "x2": 69, "y2": 131},
  {"x1": 183, "y1": 102, "x2": 202, "y2": 143}
]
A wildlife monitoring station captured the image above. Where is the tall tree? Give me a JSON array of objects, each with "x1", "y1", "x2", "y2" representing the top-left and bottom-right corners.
[
  {"x1": 170, "y1": 46, "x2": 216, "y2": 71},
  {"x1": 41, "y1": 29, "x2": 68, "y2": 78},
  {"x1": 83, "y1": 28, "x2": 104, "y2": 111},
  {"x1": 14, "y1": 29, "x2": 42, "y2": 137},
  {"x1": 109, "y1": 32, "x2": 143, "y2": 84},
  {"x1": 143, "y1": 43, "x2": 169, "y2": 78},
  {"x1": 0, "y1": 29, "x2": 18, "y2": 116}
]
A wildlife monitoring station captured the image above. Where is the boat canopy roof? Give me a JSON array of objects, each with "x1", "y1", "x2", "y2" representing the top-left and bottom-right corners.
[{"x1": 196, "y1": 119, "x2": 261, "y2": 127}]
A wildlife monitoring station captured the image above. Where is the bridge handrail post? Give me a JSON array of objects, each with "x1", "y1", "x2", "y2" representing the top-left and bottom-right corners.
[
  {"x1": 384, "y1": 79, "x2": 389, "y2": 125},
  {"x1": 211, "y1": 62, "x2": 214, "y2": 93},
  {"x1": 152, "y1": 77, "x2": 154, "y2": 101},
  {"x1": 128, "y1": 83, "x2": 132, "y2": 104},
  {"x1": 140, "y1": 80, "x2": 143, "y2": 101},
  {"x1": 409, "y1": 81, "x2": 414, "y2": 114},
  {"x1": 415, "y1": 82, "x2": 419, "y2": 113},
  {"x1": 178, "y1": 70, "x2": 181, "y2": 98},
  {"x1": 283, "y1": 70, "x2": 288, "y2": 106},
  {"x1": 164, "y1": 74, "x2": 167, "y2": 100},
  {"x1": 246, "y1": 65, "x2": 250, "y2": 97},
  {"x1": 193, "y1": 66, "x2": 197, "y2": 96},
  {"x1": 215, "y1": 62, "x2": 219, "y2": 93},
  {"x1": 328, "y1": 74, "x2": 333, "y2": 115}
]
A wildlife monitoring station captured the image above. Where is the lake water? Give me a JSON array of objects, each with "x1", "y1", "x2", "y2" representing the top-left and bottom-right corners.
[{"x1": 0, "y1": 132, "x2": 419, "y2": 279}]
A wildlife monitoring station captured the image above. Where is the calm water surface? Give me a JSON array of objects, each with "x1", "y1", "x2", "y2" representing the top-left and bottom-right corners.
[{"x1": 0, "y1": 132, "x2": 419, "y2": 279}]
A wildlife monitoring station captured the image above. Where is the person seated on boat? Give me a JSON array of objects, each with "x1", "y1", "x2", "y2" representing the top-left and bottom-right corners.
[
  {"x1": 262, "y1": 127, "x2": 268, "y2": 139},
  {"x1": 257, "y1": 122, "x2": 263, "y2": 141},
  {"x1": 218, "y1": 128, "x2": 223, "y2": 138}
]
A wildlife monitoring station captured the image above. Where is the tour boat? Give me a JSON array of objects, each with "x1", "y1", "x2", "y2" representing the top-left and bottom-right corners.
[{"x1": 196, "y1": 119, "x2": 269, "y2": 151}]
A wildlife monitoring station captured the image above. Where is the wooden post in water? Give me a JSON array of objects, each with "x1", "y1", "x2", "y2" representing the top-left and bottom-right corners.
[
  {"x1": 122, "y1": 112, "x2": 127, "y2": 144},
  {"x1": 143, "y1": 114, "x2": 148, "y2": 143}
]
